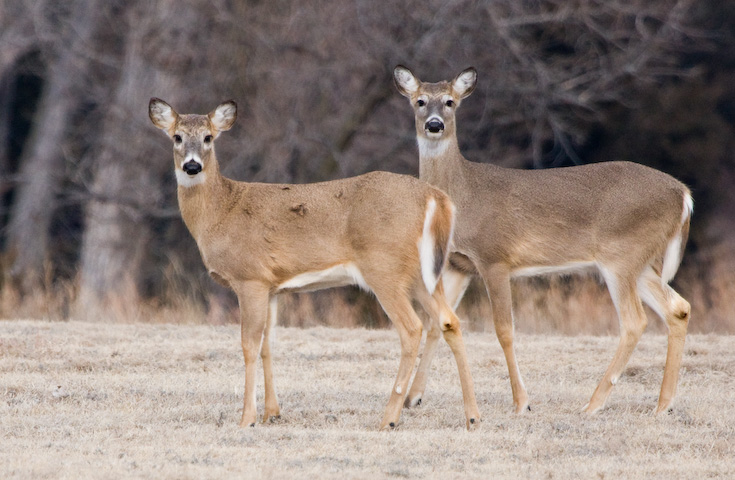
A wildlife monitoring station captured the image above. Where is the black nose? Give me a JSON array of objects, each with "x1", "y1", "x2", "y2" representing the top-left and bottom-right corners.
[
  {"x1": 183, "y1": 160, "x2": 202, "y2": 175},
  {"x1": 425, "y1": 119, "x2": 444, "y2": 133}
]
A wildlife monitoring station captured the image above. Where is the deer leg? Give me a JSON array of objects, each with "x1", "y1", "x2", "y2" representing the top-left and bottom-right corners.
[
  {"x1": 637, "y1": 267, "x2": 691, "y2": 413},
  {"x1": 405, "y1": 268, "x2": 471, "y2": 408},
  {"x1": 261, "y1": 296, "x2": 281, "y2": 422},
  {"x1": 442, "y1": 267, "x2": 473, "y2": 310},
  {"x1": 404, "y1": 313, "x2": 441, "y2": 408},
  {"x1": 234, "y1": 281, "x2": 269, "y2": 427},
  {"x1": 372, "y1": 287, "x2": 423, "y2": 430},
  {"x1": 584, "y1": 270, "x2": 647, "y2": 414},
  {"x1": 482, "y1": 265, "x2": 529, "y2": 414},
  {"x1": 424, "y1": 281, "x2": 480, "y2": 428},
  {"x1": 657, "y1": 284, "x2": 690, "y2": 413}
]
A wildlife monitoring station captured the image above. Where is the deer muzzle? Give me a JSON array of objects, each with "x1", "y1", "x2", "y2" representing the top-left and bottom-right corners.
[
  {"x1": 425, "y1": 117, "x2": 445, "y2": 134},
  {"x1": 183, "y1": 160, "x2": 202, "y2": 175}
]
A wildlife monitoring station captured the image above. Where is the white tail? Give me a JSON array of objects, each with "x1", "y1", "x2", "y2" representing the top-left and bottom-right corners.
[
  {"x1": 418, "y1": 197, "x2": 455, "y2": 294},
  {"x1": 148, "y1": 98, "x2": 480, "y2": 429},
  {"x1": 394, "y1": 66, "x2": 692, "y2": 415},
  {"x1": 661, "y1": 194, "x2": 693, "y2": 284}
]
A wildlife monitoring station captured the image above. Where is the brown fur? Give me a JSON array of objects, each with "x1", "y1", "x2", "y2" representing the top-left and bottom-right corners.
[
  {"x1": 430, "y1": 194, "x2": 455, "y2": 283},
  {"x1": 148, "y1": 98, "x2": 480, "y2": 429},
  {"x1": 394, "y1": 66, "x2": 692, "y2": 415}
]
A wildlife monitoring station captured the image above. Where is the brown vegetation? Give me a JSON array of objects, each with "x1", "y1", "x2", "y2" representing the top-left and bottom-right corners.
[{"x1": 2, "y1": 320, "x2": 734, "y2": 478}]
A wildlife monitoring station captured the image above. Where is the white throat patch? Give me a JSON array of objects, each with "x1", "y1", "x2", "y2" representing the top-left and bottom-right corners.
[
  {"x1": 418, "y1": 137, "x2": 450, "y2": 159},
  {"x1": 175, "y1": 169, "x2": 207, "y2": 187}
]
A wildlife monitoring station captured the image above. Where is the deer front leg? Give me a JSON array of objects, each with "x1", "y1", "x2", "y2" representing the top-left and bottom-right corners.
[
  {"x1": 262, "y1": 296, "x2": 281, "y2": 423},
  {"x1": 482, "y1": 264, "x2": 529, "y2": 414},
  {"x1": 235, "y1": 281, "x2": 270, "y2": 427}
]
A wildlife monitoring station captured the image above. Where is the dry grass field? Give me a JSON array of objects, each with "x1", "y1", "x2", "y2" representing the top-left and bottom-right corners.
[{"x1": 1, "y1": 319, "x2": 734, "y2": 479}]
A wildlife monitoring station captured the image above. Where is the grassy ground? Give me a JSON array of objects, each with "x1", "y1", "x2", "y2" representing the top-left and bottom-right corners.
[{"x1": 1, "y1": 319, "x2": 734, "y2": 479}]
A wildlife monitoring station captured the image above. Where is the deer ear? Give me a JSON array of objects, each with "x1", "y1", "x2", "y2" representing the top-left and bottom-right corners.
[
  {"x1": 209, "y1": 100, "x2": 237, "y2": 134},
  {"x1": 394, "y1": 65, "x2": 420, "y2": 98},
  {"x1": 149, "y1": 98, "x2": 178, "y2": 132},
  {"x1": 452, "y1": 67, "x2": 477, "y2": 98}
]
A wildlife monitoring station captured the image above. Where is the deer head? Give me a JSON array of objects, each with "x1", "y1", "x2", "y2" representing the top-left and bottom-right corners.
[{"x1": 149, "y1": 98, "x2": 236, "y2": 187}]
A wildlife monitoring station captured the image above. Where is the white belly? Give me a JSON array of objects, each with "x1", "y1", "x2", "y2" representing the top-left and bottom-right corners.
[
  {"x1": 511, "y1": 261, "x2": 597, "y2": 279},
  {"x1": 277, "y1": 263, "x2": 371, "y2": 293}
]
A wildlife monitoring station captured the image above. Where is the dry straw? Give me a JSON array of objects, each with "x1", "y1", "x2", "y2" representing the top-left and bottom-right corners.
[{"x1": 2, "y1": 319, "x2": 733, "y2": 479}]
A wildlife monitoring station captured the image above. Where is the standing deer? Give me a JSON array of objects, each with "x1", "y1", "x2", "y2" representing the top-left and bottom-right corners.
[
  {"x1": 148, "y1": 98, "x2": 480, "y2": 429},
  {"x1": 394, "y1": 66, "x2": 692, "y2": 415}
]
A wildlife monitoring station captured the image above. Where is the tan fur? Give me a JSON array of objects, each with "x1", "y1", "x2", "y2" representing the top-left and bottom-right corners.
[
  {"x1": 394, "y1": 66, "x2": 692, "y2": 415},
  {"x1": 430, "y1": 195, "x2": 455, "y2": 282},
  {"x1": 148, "y1": 98, "x2": 480, "y2": 429}
]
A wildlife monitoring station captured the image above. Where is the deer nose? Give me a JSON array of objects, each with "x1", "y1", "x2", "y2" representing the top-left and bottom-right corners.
[
  {"x1": 183, "y1": 160, "x2": 202, "y2": 175},
  {"x1": 425, "y1": 118, "x2": 444, "y2": 134}
]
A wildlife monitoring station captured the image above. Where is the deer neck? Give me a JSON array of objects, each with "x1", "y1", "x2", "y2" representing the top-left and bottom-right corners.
[
  {"x1": 176, "y1": 155, "x2": 228, "y2": 238},
  {"x1": 418, "y1": 133, "x2": 465, "y2": 192}
]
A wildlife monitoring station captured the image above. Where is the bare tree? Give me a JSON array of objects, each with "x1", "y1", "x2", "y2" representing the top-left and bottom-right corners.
[
  {"x1": 0, "y1": 0, "x2": 732, "y2": 330},
  {"x1": 75, "y1": 0, "x2": 232, "y2": 319},
  {"x1": 3, "y1": 0, "x2": 102, "y2": 302}
]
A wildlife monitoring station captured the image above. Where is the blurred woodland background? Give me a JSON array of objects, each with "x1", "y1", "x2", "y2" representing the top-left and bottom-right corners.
[{"x1": 1, "y1": 0, "x2": 734, "y2": 333}]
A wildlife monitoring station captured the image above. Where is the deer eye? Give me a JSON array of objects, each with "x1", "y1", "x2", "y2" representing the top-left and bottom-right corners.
[
  {"x1": 445, "y1": 99, "x2": 455, "y2": 107},
  {"x1": 204, "y1": 135, "x2": 213, "y2": 144},
  {"x1": 417, "y1": 99, "x2": 426, "y2": 107},
  {"x1": 173, "y1": 134, "x2": 182, "y2": 143}
]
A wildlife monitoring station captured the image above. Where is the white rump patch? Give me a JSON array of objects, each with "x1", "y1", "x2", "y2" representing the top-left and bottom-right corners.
[
  {"x1": 418, "y1": 136, "x2": 450, "y2": 159},
  {"x1": 395, "y1": 385, "x2": 402, "y2": 395},
  {"x1": 277, "y1": 263, "x2": 370, "y2": 293},
  {"x1": 418, "y1": 198, "x2": 438, "y2": 294},
  {"x1": 175, "y1": 169, "x2": 207, "y2": 187}
]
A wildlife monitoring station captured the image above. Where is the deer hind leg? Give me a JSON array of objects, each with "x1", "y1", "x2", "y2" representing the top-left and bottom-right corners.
[
  {"x1": 421, "y1": 281, "x2": 481, "y2": 428},
  {"x1": 234, "y1": 281, "x2": 270, "y2": 427},
  {"x1": 483, "y1": 264, "x2": 529, "y2": 414},
  {"x1": 405, "y1": 267, "x2": 472, "y2": 408},
  {"x1": 261, "y1": 296, "x2": 281, "y2": 422},
  {"x1": 584, "y1": 268, "x2": 648, "y2": 414},
  {"x1": 443, "y1": 266, "x2": 473, "y2": 310},
  {"x1": 637, "y1": 266, "x2": 690, "y2": 413},
  {"x1": 369, "y1": 284, "x2": 423, "y2": 430},
  {"x1": 404, "y1": 310, "x2": 441, "y2": 409}
]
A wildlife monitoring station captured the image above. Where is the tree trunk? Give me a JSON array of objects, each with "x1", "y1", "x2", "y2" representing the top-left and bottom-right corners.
[
  {"x1": 4, "y1": 0, "x2": 97, "y2": 301},
  {"x1": 75, "y1": 1, "x2": 209, "y2": 321}
]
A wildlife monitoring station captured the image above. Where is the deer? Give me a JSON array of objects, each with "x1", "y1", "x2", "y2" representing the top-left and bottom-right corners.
[
  {"x1": 148, "y1": 98, "x2": 480, "y2": 430},
  {"x1": 393, "y1": 66, "x2": 693, "y2": 416}
]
